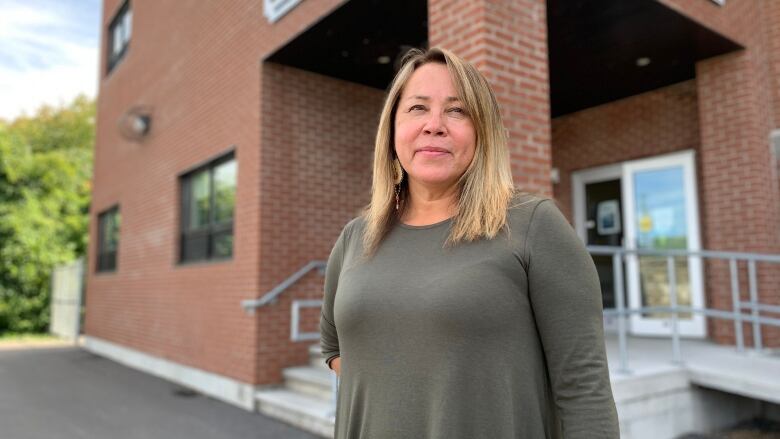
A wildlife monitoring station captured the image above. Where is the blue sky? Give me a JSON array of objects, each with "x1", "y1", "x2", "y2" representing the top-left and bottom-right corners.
[{"x1": 0, "y1": 0, "x2": 101, "y2": 121}]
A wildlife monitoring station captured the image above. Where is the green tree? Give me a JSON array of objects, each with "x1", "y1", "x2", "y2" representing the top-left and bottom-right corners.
[{"x1": 0, "y1": 95, "x2": 94, "y2": 333}]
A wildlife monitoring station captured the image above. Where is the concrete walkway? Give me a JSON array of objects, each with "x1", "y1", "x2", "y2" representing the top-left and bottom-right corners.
[
  {"x1": 605, "y1": 333, "x2": 780, "y2": 404},
  {"x1": 0, "y1": 346, "x2": 317, "y2": 439}
]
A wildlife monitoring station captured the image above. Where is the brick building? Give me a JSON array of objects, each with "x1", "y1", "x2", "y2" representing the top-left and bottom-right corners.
[{"x1": 86, "y1": 0, "x2": 780, "y2": 431}]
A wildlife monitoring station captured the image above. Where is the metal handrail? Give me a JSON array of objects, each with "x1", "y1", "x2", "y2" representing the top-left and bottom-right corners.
[
  {"x1": 740, "y1": 301, "x2": 780, "y2": 314},
  {"x1": 289, "y1": 297, "x2": 338, "y2": 418},
  {"x1": 240, "y1": 260, "x2": 326, "y2": 314},
  {"x1": 588, "y1": 245, "x2": 780, "y2": 262},
  {"x1": 588, "y1": 245, "x2": 780, "y2": 374},
  {"x1": 249, "y1": 248, "x2": 779, "y2": 405},
  {"x1": 239, "y1": 260, "x2": 336, "y2": 416},
  {"x1": 603, "y1": 306, "x2": 780, "y2": 327}
]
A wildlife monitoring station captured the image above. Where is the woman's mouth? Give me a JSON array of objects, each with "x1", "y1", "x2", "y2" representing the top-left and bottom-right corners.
[{"x1": 416, "y1": 147, "x2": 450, "y2": 157}]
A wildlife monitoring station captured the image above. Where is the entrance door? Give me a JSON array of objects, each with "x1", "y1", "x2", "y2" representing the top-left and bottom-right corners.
[
  {"x1": 623, "y1": 150, "x2": 705, "y2": 337},
  {"x1": 572, "y1": 164, "x2": 627, "y2": 333},
  {"x1": 573, "y1": 150, "x2": 706, "y2": 337}
]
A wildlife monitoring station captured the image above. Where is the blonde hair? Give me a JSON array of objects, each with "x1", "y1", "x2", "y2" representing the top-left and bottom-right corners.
[{"x1": 361, "y1": 46, "x2": 526, "y2": 257}]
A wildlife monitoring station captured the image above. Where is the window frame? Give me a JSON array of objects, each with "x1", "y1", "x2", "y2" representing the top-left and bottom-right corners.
[
  {"x1": 96, "y1": 205, "x2": 120, "y2": 273},
  {"x1": 178, "y1": 150, "x2": 236, "y2": 265},
  {"x1": 106, "y1": 0, "x2": 132, "y2": 74}
]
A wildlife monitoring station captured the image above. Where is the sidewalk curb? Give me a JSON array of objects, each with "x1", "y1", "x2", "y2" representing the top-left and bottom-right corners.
[{"x1": 0, "y1": 335, "x2": 84, "y2": 351}]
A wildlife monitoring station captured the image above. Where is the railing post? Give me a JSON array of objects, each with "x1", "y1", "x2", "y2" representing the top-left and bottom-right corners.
[
  {"x1": 290, "y1": 301, "x2": 300, "y2": 342},
  {"x1": 290, "y1": 300, "x2": 325, "y2": 342},
  {"x1": 613, "y1": 252, "x2": 630, "y2": 374},
  {"x1": 667, "y1": 256, "x2": 682, "y2": 364},
  {"x1": 747, "y1": 260, "x2": 762, "y2": 352},
  {"x1": 729, "y1": 258, "x2": 745, "y2": 353}
]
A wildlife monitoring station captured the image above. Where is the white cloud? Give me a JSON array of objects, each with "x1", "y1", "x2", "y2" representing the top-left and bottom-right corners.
[{"x1": 0, "y1": 1, "x2": 100, "y2": 121}]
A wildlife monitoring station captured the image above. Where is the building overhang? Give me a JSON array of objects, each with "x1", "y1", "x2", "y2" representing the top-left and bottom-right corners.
[
  {"x1": 265, "y1": 0, "x2": 427, "y2": 90},
  {"x1": 267, "y1": 0, "x2": 743, "y2": 119},
  {"x1": 548, "y1": 0, "x2": 743, "y2": 117}
]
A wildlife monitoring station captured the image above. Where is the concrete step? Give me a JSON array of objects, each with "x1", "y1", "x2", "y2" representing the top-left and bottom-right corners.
[
  {"x1": 283, "y1": 365, "x2": 335, "y2": 400},
  {"x1": 255, "y1": 388, "x2": 335, "y2": 438}
]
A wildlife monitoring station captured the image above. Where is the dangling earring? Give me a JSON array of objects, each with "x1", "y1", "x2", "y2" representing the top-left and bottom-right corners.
[{"x1": 392, "y1": 158, "x2": 404, "y2": 210}]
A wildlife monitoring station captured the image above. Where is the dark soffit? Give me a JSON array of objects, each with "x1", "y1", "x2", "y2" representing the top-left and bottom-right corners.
[
  {"x1": 266, "y1": 0, "x2": 428, "y2": 90},
  {"x1": 547, "y1": 0, "x2": 743, "y2": 117},
  {"x1": 268, "y1": 0, "x2": 743, "y2": 118}
]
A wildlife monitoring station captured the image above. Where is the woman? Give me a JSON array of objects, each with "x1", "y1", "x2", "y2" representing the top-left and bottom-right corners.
[{"x1": 320, "y1": 47, "x2": 619, "y2": 438}]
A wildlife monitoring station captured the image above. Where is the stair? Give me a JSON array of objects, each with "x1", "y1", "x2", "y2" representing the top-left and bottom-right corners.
[{"x1": 255, "y1": 344, "x2": 337, "y2": 438}]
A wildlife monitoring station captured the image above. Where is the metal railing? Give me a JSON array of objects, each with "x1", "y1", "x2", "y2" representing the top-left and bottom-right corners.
[
  {"x1": 240, "y1": 260, "x2": 326, "y2": 313},
  {"x1": 588, "y1": 245, "x2": 780, "y2": 374},
  {"x1": 290, "y1": 297, "x2": 337, "y2": 418},
  {"x1": 244, "y1": 249, "x2": 779, "y2": 410},
  {"x1": 239, "y1": 260, "x2": 337, "y2": 416},
  {"x1": 291, "y1": 299, "x2": 325, "y2": 342}
]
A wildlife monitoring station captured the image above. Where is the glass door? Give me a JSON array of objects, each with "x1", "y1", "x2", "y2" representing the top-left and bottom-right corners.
[
  {"x1": 572, "y1": 164, "x2": 627, "y2": 334},
  {"x1": 622, "y1": 150, "x2": 706, "y2": 337}
]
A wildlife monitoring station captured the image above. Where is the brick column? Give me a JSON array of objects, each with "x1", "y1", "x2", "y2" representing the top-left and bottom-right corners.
[
  {"x1": 695, "y1": 6, "x2": 780, "y2": 348},
  {"x1": 764, "y1": 0, "x2": 780, "y2": 201},
  {"x1": 428, "y1": 0, "x2": 552, "y2": 197}
]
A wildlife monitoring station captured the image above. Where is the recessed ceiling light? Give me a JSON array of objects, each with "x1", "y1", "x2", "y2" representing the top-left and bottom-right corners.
[
  {"x1": 636, "y1": 57, "x2": 651, "y2": 67},
  {"x1": 377, "y1": 56, "x2": 391, "y2": 64}
]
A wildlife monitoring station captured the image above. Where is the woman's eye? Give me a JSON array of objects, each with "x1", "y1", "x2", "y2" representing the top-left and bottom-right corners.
[
  {"x1": 409, "y1": 105, "x2": 425, "y2": 112},
  {"x1": 448, "y1": 107, "x2": 466, "y2": 114}
]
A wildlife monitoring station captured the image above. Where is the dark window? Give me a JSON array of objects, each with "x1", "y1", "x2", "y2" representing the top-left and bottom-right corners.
[
  {"x1": 107, "y1": 1, "x2": 132, "y2": 73},
  {"x1": 179, "y1": 152, "x2": 236, "y2": 263},
  {"x1": 97, "y1": 206, "x2": 120, "y2": 272}
]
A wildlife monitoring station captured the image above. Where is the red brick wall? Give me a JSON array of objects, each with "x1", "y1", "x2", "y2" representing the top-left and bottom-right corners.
[
  {"x1": 254, "y1": 63, "x2": 383, "y2": 384},
  {"x1": 689, "y1": 1, "x2": 780, "y2": 348},
  {"x1": 763, "y1": 0, "x2": 780, "y2": 130},
  {"x1": 762, "y1": 1, "x2": 780, "y2": 250},
  {"x1": 760, "y1": 0, "x2": 780, "y2": 348},
  {"x1": 428, "y1": 0, "x2": 552, "y2": 197},
  {"x1": 88, "y1": 0, "x2": 348, "y2": 385}
]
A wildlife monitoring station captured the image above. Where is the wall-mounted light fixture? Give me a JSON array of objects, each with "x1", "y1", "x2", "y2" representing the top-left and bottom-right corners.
[
  {"x1": 636, "y1": 57, "x2": 651, "y2": 67},
  {"x1": 118, "y1": 105, "x2": 152, "y2": 142}
]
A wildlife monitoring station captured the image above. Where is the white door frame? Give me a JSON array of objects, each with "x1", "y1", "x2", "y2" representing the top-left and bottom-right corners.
[
  {"x1": 572, "y1": 163, "x2": 623, "y2": 333},
  {"x1": 572, "y1": 163, "x2": 622, "y2": 242},
  {"x1": 572, "y1": 149, "x2": 706, "y2": 337}
]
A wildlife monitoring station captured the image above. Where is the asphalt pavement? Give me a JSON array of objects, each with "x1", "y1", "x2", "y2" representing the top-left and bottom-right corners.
[{"x1": 0, "y1": 346, "x2": 318, "y2": 439}]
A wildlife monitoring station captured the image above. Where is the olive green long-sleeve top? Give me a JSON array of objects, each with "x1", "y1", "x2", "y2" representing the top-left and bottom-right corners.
[{"x1": 320, "y1": 195, "x2": 619, "y2": 438}]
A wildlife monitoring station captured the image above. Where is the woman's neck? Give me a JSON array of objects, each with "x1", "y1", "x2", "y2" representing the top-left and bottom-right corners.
[{"x1": 401, "y1": 181, "x2": 459, "y2": 225}]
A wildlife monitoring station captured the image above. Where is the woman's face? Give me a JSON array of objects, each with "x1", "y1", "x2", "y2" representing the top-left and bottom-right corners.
[{"x1": 394, "y1": 63, "x2": 476, "y2": 193}]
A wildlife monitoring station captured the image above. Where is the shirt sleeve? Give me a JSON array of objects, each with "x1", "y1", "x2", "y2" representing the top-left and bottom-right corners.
[
  {"x1": 320, "y1": 222, "x2": 349, "y2": 369},
  {"x1": 524, "y1": 199, "x2": 620, "y2": 438}
]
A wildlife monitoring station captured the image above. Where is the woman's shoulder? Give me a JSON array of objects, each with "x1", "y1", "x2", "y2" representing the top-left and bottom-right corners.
[
  {"x1": 505, "y1": 192, "x2": 579, "y2": 265},
  {"x1": 336, "y1": 214, "x2": 367, "y2": 248},
  {"x1": 343, "y1": 215, "x2": 366, "y2": 235},
  {"x1": 504, "y1": 191, "x2": 576, "y2": 246},
  {"x1": 506, "y1": 191, "x2": 553, "y2": 225}
]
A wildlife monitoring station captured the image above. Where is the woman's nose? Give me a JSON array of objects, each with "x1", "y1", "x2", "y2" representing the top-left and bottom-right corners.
[{"x1": 423, "y1": 111, "x2": 446, "y2": 136}]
